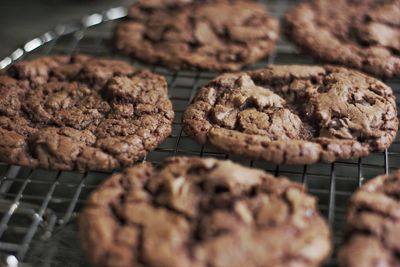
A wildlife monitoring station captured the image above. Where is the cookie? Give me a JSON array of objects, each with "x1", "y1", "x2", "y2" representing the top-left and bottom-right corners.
[
  {"x1": 338, "y1": 170, "x2": 400, "y2": 267},
  {"x1": 80, "y1": 156, "x2": 331, "y2": 267},
  {"x1": 284, "y1": 0, "x2": 400, "y2": 78},
  {"x1": 0, "y1": 55, "x2": 174, "y2": 171},
  {"x1": 182, "y1": 65, "x2": 398, "y2": 165},
  {"x1": 114, "y1": 0, "x2": 279, "y2": 71}
]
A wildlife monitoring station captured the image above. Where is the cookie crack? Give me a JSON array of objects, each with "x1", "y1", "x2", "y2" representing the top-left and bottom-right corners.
[{"x1": 346, "y1": 229, "x2": 400, "y2": 263}]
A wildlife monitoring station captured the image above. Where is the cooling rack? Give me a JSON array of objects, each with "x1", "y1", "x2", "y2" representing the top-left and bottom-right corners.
[{"x1": 0, "y1": 1, "x2": 399, "y2": 266}]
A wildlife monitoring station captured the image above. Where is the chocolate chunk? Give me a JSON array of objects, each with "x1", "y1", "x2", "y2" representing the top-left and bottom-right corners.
[
  {"x1": 0, "y1": 55, "x2": 174, "y2": 171},
  {"x1": 114, "y1": 0, "x2": 279, "y2": 71},
  {"x1": 80, "y1": 156, "x2": 331, "y2": 267},
  {"x1": 182, "y1": 65, "x2": 398, "y2": 164},
  {"x1": 339, "y1": 170, "x2": 400, "y2": 267},
  {"x1": 284, "y1": 0, "x2": 400, "y2": 78}
]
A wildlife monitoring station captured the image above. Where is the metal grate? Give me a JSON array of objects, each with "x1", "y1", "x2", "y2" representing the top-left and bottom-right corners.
[{"x1": 0, "y1": 1, "x2": 399, "y2": 266}]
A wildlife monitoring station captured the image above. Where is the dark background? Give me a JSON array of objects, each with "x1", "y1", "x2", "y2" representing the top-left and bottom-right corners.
[{"x1": 0, "y1": 0, "x2": 133, "y2": 59}]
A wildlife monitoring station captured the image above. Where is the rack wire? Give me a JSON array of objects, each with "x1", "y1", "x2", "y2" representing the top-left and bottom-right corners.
[{"x1": 0, "y1": 1, "x2": 399, "y2": 266}]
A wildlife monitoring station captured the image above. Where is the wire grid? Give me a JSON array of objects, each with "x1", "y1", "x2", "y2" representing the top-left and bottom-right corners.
[{"x1": 0, "y1": 1, "x2": 399, "y2": 266}]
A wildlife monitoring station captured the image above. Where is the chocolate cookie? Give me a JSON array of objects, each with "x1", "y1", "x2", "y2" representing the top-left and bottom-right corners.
[
  {"x1": 182, "y1": 65, "x2": 398, "y2": 164},
  {"x1": 80, "y1": 156, "x2": 331, "y2": 267},
  {"x1": 338, "y1": 170, "x2": 400, "y2": 267},
  {"x1": 284, "y1": 0, "x2": 400, "y2": 78},
  {"x1": 0, "y1": 55, "x2": 174, "y2": 171},
  {"x1": 114, "y1": 0, "x2": 279, "y2": 71}
]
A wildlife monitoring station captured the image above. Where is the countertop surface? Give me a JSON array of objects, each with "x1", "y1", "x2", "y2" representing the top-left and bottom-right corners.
[{"x1": 0, "y1": 0, "x2": 133, "y2": 59}]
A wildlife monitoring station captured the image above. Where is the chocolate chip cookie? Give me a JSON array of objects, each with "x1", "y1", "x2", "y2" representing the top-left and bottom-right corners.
[
  {"x1": 80, "y1": 156, "x2": 331, "y2": 267},
  {"x1": 114, "y1": 0, "x2": 279, "y2": 71},
  {"x1": 285, "y1": 0, "x2": 400, "y2": 78},
  {"x1": 182, "y1": 65, "x2": 398, "y2": 164},
  {"x1": 338, "y1": 170, "x2": 400, "y2": 267},
  {"x1": 0, "y1": 55, "x2": 174, "y2": 171}
]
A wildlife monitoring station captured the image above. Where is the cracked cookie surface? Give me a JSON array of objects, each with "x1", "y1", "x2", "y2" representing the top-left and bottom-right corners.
[
  {"x1": 79, "y1": 156, "x2": 331, "y2": 267},
  {"x1": 0, "y1": 55, "x2": 174, "y2": 171},
  {"x1": 114, "y1": 0, "x2": 278, "y2": 71},
  {"x1": 182, "y1": 65, "x2": 398, "y2": 164},
  {"x1": 339, "y1": 170, "x2": 400, "y2": 267},
  {"x1": 285, "y1": 0, "x2": 400, "y2": 78}
]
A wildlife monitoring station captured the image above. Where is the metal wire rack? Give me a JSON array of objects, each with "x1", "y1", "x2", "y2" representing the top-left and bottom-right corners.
[{"x1": 0, "y1": 1, "x2": 399, "y2": 266}]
